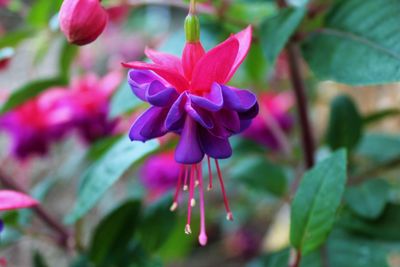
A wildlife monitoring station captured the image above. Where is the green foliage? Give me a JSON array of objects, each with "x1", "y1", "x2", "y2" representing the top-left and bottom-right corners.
[
  {"x1": 363, "y1": 108, "x2": 400, "y2": 125},
  {"x1": 230, "y1": 156, "x2": 287, "y2": 197},
  {"x1": 325, "y1": 95, "x2": 363, "y2": 151},
  {"x1": 65, "y1": 138, "x2": 159, "y2": 224},
  {"x1": 357, "y1": 133, "x2": 400, "y2": 163},
  {"x1": 260, "y1": 7, "x2": 306, "y2": 64},
  {"x1": 27, "y1": 0, "x2": 62, "y2": 28},
  {"x1": 32, "y1": 251, "x2": 50, "y2": 267},
  {"x1": 110, "y1": 82, "x2": 143, "y2": 118},
  {"x1": 345, "y1": 179, "x2": 390, "y2": 219},
  {"x1": 89, "y1": 200, "x2": 142, "y2": 266},
  {"x1": 302, "y1": 0, "x2": 400, "y2": 85},
  {"x1": 290, "y1": 150, "x2": 347, "y2": 254}
]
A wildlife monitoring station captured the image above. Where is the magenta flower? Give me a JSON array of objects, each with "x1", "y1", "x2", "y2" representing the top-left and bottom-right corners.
[
  {"x1": 0, "y1": 93, "x2": 70, "y2": 159},
  {"x1": 139, "y1": 151, "x2": 179, "y2": 199},
  {"x1": 66, "y1": 72, "x2": 122, "y2": 142},
  {"x1": 123, "y1": 25, "x2": 258, "y2": 245},
  {"x1": 243, "y1": 92, "x2": 294, "y2": 151}
]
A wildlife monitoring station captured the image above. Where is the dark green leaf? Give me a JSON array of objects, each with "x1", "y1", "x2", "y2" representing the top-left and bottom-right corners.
[
  {"x1": 65, "y1": 137, "x2": 159, "y2": 224},
  {"x1": 138, "y1": 195, "x2": 177, "y2": 252},
  {"x1": 230, "y1": 156, "x2": 287, "y2": 196},
  {"x1": 89, "y1": 200, "x2": 141, "y2": 266},
  {"x1": 345, "y1": 179, "x2": 390, "y2": 219},
  {"x1": 357, "y1": 133, "x2": 400, "y2": 163},
  {"x1": 302, "y1": 0, "x2": 400, "y2": 85},
  {"x1": 0, "y1": 77, "x2": 67, "y2": 113},
  {"x1": 33, "y1": 251, "x2": 50, "y2": 267},
  {"x1": 339, "y1": 204, "x2": 400, "y2": 241},
  {"x1": 260, "y1": 7, "x2": 306, "y2": 64},
  {"x1": 325, "y1": 95, "x2": 363, "y2": 151},
  {"x1": 290, "y1": 150, "x2": 347, "y2": 254},
  {"x1": 86, "y1": 135, "x2": 122, "y2": 161}
]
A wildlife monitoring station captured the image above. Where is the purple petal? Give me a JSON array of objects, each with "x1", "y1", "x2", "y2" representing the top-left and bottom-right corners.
[
  {"x1": 221, "y1": 84, "x2": 257, "y2": 112},
  {"x1": 217, "y1": 108, "x2": 241, "y2": 134},
  {"x1": 185, "y1": 98, "x2": 213, "y2": 129},
  {"x1": 129, "y1": 106, "x2": 168, "y2": 141},
  {"x1": 165, "y1": 92, "x2": 187, "y2": 131},
  {"x1": 199, "y1": 128, "x2": 232, "y2": 159},
  {"x1": 190, "y1": 83, "x2": 223, "y2": 112},
  {"x1": 238, "y1": 101, "x2": 259, "y2": 120},
  {"x1": 145, "y1": 80, "x2": 178, "y2": 107},
  {"x1": 128, "y1": 70, "x2": 163, "y2": 102},
  {"x1": 175, "y1": 116, "x2": 204, "y2": 164}
]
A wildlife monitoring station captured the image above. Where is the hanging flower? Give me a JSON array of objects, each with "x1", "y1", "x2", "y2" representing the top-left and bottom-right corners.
[
  {"x1": 0, "y1": 90, "x2": 71, "y2": 159},
  {"x1": 243, "y1": 92, "x2": 294, "y2": 151},
  {"x1": 66, "y1": 72, "x2": 122, "y2": 142},
  {"x1": 123, "y1": 13, "x2": 258, "y2": 246}
]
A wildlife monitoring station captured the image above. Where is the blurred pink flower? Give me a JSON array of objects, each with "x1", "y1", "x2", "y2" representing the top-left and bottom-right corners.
[
  {"x1": 59, "y1": 0, "x2": 108, "y2": 45},
  {"x1": 106, "y1": 4, "x2": 130, "y2": 24},
  {"x1": 242, "y1": 92, "x2": 294, "y2": 151},
  {"x1": 0, "y1": 0, "x2": 9, "y2": 7},
  {"x1": 66, "y1": 71, "x2": 122, "y2": 142},
  {"x1": 139, "y1": 151, "x2": 180, "y2": 200}
]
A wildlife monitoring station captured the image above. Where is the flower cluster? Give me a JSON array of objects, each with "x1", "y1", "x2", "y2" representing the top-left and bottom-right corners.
[
  {"x1": 123, "y1": 23, "x2": 258, "y2": 245},
  {"x1": 0, "y1": 72, "x2": 121, "y2": 159}
]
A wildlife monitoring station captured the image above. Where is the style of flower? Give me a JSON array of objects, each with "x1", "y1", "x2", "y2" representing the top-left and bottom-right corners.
[
  {"x1": 123, "y1": 25, "x2": 258, "y2": 246},
  {"x1": 242, "y1": 92, "x2": 294, "y2": 151},
  {"x1": 139, "y1": 151, "x2": 180, "y2": 199}
]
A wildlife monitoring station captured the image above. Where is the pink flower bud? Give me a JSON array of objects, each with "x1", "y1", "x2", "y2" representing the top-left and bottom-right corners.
[{"x1": 59, "y1": 0, "x2": 108, "y2": 46}]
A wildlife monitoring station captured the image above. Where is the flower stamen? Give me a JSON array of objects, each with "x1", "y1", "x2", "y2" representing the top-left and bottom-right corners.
[
  {"x1": 207, "y1": 156, "x2": 213, "y2": 190},
  {"x1": 171, "y1": 165, "x2": 185, "y2": 211},
  {"x1": 215, "y1": 159, "x2": 233, "y2": 221}
]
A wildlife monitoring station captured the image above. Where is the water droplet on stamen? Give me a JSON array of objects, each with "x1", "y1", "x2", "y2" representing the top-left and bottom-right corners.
[
  {"x1": 184, "y1": 224, "x2": 192, "y2": 235},
  {"x1": 226, "y1": 212, "x2": 233, "y2": 221},
  {"x1": 170, "y1": 202, "x2": 178, "y2": 212}
]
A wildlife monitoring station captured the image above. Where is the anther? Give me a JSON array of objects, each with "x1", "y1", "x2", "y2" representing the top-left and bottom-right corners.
[
  {"x1": 170, "y1": 202, "x2": 178, "y2": 212},
  {"x1": 184, "y1": 224, "x2": 192, "y2": 235}
]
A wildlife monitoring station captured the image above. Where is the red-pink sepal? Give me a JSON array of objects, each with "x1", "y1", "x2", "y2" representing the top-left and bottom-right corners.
[
  {"x1": 0, "y1": 190, "x2": 38, "y2": 211},
  {"x1": 145, "y1": 48, "x2": 184, "y2": 75},
  {"x1": 182, "y1": 42, "x2": 205, "y2": 80},
  {"x1": 59, "y1": 0, "x2": 108, "y2": 46}
]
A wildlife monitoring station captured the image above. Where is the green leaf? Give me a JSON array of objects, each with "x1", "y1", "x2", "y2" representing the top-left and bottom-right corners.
[
  {"x1": 138, "y1": 195, "x2": 177, "y2": 252},
  {"x1": 89, "y1": 200, "x2": 141, "y2": 266},
  {"x1": 33, "y1": 251, "x2": 50, "y2": 267},
  {"x1": 302, "y1": 0, "x2": 400, "y2": 85},
  {"x1": 226, "y1": 1, "x2": 277, "y2": 25},
  {"x1": 290, "y1": 149, "x2": 347, "y2": 254},
  {"x1": 65, "y1": 137, "x2": 159, "y2": 224},
  {"x1": 339, "y1": 204, "x2": 400, "y2": 241},
  {"x1": 345, "y1": 179, "x2": 390, "y2": 219},
  {"x1": 325, "y1": 95, "x2": 363, "y2": 151},
  {"x1": 0, "y1": 28, "x2": 35, "y2": 48},
  {"x1": 28, "y1": 0, "x2": 62, "y2": 28},
  {"x1": 86, "y1": 135, "x2": 122, "y2": 161},
  {"x1": 260, "y1": 7, "x2": 306, "y2": 64},
  {"x1": 363, "y1": 108, "x2": 400, "y2": 125},
  {"x1": 109, "y1": 82, "x2": 143, "y2": 118},
  {"x1": 357, "y1": 133, "x2": 400, "y2": 163},
  {"x1": 0, "y1": 77, "x2": 67, "y2": 113},
  {"x1": 230, "y1": 156, "x2": 287, "y2": 196}
]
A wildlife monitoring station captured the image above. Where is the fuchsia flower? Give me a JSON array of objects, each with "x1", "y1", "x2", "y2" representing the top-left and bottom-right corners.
[
  {"x1": 123, "y1": 17, "x2": 258, "y2": 245},
  {"x1": 66, "y1": 72, "x2": 122, "y2": 142},
  {"x1": 0, "y1": 93, "x2": 70, "y2": 159},
  {"x1": 0, "y1": 0, "x2": 9, "y2": 8},
  {"x1": 139, "y1": 151, "x2": 179, "y2": 199},
  {"x1": 59, "y1": 0, "x2": 108, "y2": 45},
  {"x1": 243, "y1": 92, "x2": 294, "y2": 151}
]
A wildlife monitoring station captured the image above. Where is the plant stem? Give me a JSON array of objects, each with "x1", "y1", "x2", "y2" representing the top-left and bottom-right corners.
[
  {"x1": 286, "y1": 43, "x2": 315, "y2": 169},
  {"x1": 0, "y1": 170, "x2": 71, "y2": 249}
]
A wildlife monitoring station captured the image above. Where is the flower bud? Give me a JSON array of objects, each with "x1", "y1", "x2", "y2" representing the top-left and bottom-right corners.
[
  {"x1": 0, "y1": 47, "x2": 14, "y2": 71},
  {"x1": 59, "y1": 0, "x2": 108, "y2": 46},
  {"x1": 184, "y1": 14, "x2": 200, "y2": 42}
]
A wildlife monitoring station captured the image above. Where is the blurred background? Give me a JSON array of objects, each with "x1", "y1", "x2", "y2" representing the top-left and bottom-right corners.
[{"x1": 1, "y1": 0, "x2": 400, "y2": 267}]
